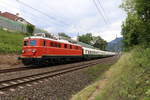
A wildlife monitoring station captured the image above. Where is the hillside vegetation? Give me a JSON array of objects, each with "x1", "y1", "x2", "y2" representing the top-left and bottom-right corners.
[
  {"x1": 0, "y1": 29, "x2": 25, "y2": 54},
  {"x1": 95, "y1": 47, "x2": 150, "y2": 100},
  {"x1": 71, "y1": 47, "x2": 150, "y2": 100}
]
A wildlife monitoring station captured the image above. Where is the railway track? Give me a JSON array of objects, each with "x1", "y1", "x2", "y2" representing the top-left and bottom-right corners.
[
  {"x1": 0, "y1": 59, "x2": 105, "y2": 93},
  {"x1": 0, "y1": 57, "x2": 109, "y2": 74},
  {"x1": 0, "y1": 67, "x2": 30, "y2": 74}
]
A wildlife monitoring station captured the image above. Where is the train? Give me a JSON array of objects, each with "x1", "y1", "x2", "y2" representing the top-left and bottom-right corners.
[{"x1": 19, "y1": 33, "x2": 116, "y2": 66}]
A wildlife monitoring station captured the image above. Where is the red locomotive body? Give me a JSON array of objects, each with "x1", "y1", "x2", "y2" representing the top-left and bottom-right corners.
[{"x1": 20, "y1": 36, "x2": 83, "y2": 65}]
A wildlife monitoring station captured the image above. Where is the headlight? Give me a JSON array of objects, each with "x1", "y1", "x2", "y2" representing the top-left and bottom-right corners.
[
  {"x1": 32, "y1": 49, "x2": 36, "y2": 53},
  {"x1": 22, "y1": 50, "x2": 25, "y2": 53}
]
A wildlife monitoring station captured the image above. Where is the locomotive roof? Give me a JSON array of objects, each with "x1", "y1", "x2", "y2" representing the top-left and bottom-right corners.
[{"x1": 24, "y1": 36, "x2": 81, "y2": 47}]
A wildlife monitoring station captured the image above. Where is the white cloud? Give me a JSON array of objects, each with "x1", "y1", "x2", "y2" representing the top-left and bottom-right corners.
[
  {"x1": 92, "y1": 21, "x2": 123, "y2": 42},
  {"x1": 0, "y1": 0, "x2": 126, "y2": 42},
  {"x1": 0, "y1": 0, "x2": 20, "y2": 14}
]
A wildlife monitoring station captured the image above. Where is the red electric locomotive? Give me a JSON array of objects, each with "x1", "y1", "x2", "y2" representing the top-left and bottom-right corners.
[{"x1": 20, "y1": 33, "x2": 83, "y2": 65}]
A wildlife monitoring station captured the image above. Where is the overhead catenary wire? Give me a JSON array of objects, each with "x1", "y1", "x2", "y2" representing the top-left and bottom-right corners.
[
  {"x1": 16, "y1": 0, "x2": 69, "y2": 27},
  {"x1": 97, "y1": 0, "x2": 111, "y2": 24},
  {"x1": 0, "y1": 1, "x2": 52, "y2": 27},
  {"x1": 0, "y1": 1, "x2": 67, "y2": 33},
  {"x1": 1, "y1": 0, "x2": 69, "y2": 31},
  {"x1": 92, "y1": 0, "x2": 108, "y2": 25}
]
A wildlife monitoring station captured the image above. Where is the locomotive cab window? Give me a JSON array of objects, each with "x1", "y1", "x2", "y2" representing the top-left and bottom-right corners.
[
  {"x1": 30, "y1": 40, "x2": 36, "y2": 46},
  {"x1": 24, "y1": 41, "x2": 28, "y2": 46}
]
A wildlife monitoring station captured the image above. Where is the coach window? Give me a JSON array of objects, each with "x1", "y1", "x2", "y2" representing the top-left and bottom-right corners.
[
  {"x1": 64, "y1": 44, "x2": 67, "y2": 48},
  {"x1": 86, "y1": 50, "x2": 88, "y2": 54},
  {"x1": 24, "y1": 41, "x2": 28, "y2": 46}
]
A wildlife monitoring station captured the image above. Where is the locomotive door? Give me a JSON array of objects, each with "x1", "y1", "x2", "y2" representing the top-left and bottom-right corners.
[{"x1": 42, "y1": 40, "x2": 47, "y2": 55}]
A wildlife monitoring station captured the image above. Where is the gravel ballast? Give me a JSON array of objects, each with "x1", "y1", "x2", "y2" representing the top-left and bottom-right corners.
[
  {"x1": 0, "y1": 56, "x2": 118, "y2": 100},
  {"x1": 0, "y1": 69, "x2": 92, "y2": 100}
]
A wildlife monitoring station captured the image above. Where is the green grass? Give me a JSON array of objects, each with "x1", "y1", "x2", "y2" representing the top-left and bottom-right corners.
[
  {"x1": 96, "y1": 47, "x2": 150, "y2": 100},
  {"x1": 86, "y1": 63, "x2": 113, "y2": 81},
  {"x1": 71, "y1": 63, "x2": 114, "y2": 100},
  {"x1": 0, "y1": 29, "x2": 25, "y2": 54},
  {"x1": 71, "y1": 82, "x2": 99, "y2": 100},
  {"x1": 71, "y1": 47, "x2": 150, "y2": 100}
]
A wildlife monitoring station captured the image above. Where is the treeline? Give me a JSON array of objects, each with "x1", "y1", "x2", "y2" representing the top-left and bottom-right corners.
[
  {"x1": 58, "y1": 33, "x2": 107, "y2": 50},
  {"x1": 78, "y1": 33, "x2": 107, "y2": 50},
  {"x1": 121, "y1": 0, "x2": 150, "y2": 50}
]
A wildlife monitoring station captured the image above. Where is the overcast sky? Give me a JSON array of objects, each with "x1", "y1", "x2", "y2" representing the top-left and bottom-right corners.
[{"x1": 0, "y1": 0, "x2": 126, "y2": 42}]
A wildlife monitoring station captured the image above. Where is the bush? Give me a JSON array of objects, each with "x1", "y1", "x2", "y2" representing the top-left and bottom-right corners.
[{"x1": 26, "y1": 24, "x2": 35, "y2": 36}]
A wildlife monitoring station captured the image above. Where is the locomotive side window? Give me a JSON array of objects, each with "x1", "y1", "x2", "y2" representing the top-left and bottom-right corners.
[
  {"x1": 58, "y1": 43, "x2": 61, "y2": 48},
  {"x1": 70, "y1": 45, "x2": 72, "y2": 49},
  {"x1": 50, "y1": 42, "x2": 61, "y2": 48},
  {"x1": 75, "y1": 46, "x2": 78, "y2": 49},
  {"x1": 54, "y1": 43, "x2": 57, "y2": 47},
  {"x1": 30, "y1": 40, "x2": 36, "y2": 46},
  {"x1": 43, "y1": 40, "x2": 46, "y2": 46},
  {"x1": 50, "y1": 42, "x2": 54, "y2": 47},
  {"x1": 24, "y1": 41, "x2": 28, "y2": 46},
  {"x1": 64, "y1": 44, "x2": 67, "y2": 48}
]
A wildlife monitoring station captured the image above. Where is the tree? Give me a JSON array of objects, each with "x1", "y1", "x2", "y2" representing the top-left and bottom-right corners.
[
  {"x1": 58, "y1": 32, "x2": 70, "y2": 38},
  {"x1": 93, "y1": 36, "x2": 107, "y2": 50},
  {"x1": 121, "y1": 0, "x2": 150, "y2": 50},
  {"x1": 78, "y1": 33, "x2": 93, "y2": 45},
  {"x1": 121, "y1": 14, "x2": 141, "y2": 48},
  {"x1": 26, "y1": 24, "x2": 35, "y2": 36},
  {"x1": 78, "y1": 33, "x2": 107, "y2": 50}
]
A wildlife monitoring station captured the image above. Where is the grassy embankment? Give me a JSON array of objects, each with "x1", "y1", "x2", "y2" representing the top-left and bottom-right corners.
[
  {"x1": 0, "y1": 29, "x2": 25, "y2": 54},
  {"x1": 71, "y1": 47, "x2": 150, "y2": 100}
]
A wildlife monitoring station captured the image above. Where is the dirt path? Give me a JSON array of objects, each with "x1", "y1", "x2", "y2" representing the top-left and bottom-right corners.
[
  {"x1": 0, "y1": 54, "x2": 22, "y2": 69},
  {"x1": 87, "y1": 66, "x2": 113, "y2": 100}
]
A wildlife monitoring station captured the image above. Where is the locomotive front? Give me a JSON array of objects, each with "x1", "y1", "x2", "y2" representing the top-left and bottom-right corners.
[{"x1": 19, "y1": 37, "x2": 44, "y2": 65}]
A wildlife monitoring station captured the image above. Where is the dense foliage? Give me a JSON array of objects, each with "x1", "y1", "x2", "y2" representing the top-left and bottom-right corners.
[
  {"x1": 78, "y1": 33, "x2": 107, "y2": 50},
  {"x1": 58, "y1": 32, "x2": 71, "y2": 38},
  {"x1": 26, "y1": 24, "x2": 35, "y2": 36},
  {"x1": 121, "y1": 0, "x2": 150, "y2": 50}
]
